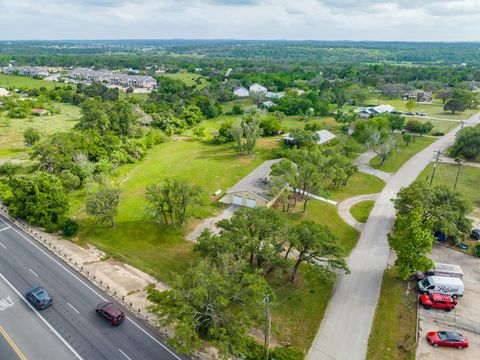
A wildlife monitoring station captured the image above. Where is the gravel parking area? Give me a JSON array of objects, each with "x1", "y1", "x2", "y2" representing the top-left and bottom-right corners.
[{"x1": 417, "y1": 244, "x2": 480, "y2": 359}]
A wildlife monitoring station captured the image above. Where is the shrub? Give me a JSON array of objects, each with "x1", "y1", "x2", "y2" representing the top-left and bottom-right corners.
[
  {"x1": 475, "y1": 244, "x2": 480, "y2": 258},
  {"x1": 270, "y1": 346, "x2": 304, "y2": 360},
  {"x1": 62, "y1": 218, "x2": 79, "y2": 237}
]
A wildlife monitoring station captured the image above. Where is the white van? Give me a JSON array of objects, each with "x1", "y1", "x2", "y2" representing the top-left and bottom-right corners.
[
  {"x1": 417, "y1": 276, "x2": 464, "y2": 299},
  {"x1": 426, "y1": 263, "x2": 463, "y2": 279}
]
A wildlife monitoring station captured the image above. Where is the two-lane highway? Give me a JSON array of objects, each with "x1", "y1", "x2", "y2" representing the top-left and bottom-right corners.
[{"x1": 0, "y1": 214, "x2": 184, "y2": 360}]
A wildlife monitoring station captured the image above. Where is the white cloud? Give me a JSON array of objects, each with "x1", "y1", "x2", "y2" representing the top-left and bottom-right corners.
[{"x1": 0, "y1": 0, "x2": 479, "y2": 40}]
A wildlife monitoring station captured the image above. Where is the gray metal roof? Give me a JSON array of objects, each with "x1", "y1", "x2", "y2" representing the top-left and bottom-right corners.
[{"x1": 225, "y1": 159, "x2": 282, "y2": 201}]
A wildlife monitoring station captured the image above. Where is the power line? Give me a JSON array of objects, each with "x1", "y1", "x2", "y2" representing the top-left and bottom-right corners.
[{"x1": 430, "y1": 150, "x2": 442, "y2": 185}]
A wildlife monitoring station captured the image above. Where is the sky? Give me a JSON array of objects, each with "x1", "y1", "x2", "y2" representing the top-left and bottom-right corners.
[{"x1": 0, "y1": 0, "x2": 479, "y2": 41}]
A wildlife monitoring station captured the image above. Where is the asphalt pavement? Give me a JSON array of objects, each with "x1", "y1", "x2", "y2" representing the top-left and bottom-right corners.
[
  {"x1": 0, "y1": 215, "x2": 185, "y2": 360},
  {"x1": 307, "y1": 113, "x2": 480, "y2": 360},
  {"x1": 0, "y1": 276, "x2": 76, "y2": 360}
]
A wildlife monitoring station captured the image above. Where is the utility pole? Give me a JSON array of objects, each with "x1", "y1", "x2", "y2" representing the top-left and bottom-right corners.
[
  {"x1": 430, "y1": 150, "x2": 442, "y2": 186},
  {"x1": 263, "y1": 295, "x2": 271, "y2": 360},
  {"x1": 454, "y1": 158, "x2": 464, "y2": 191}
]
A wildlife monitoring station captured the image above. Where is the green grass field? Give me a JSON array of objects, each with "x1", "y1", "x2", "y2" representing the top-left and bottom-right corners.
[
  {"x1": 366, "y1": 269, "x2": 417, "y2": 360},
  {"x1": 0, "y1": 103, "x2": 80, "y2": 159},
  {"x1": 327, "y1": 173, "x2": 384, "y2": 202},
  {"x1": 350, "y1": 200, "x2": 375, "y2": 223},
  {"x1": 157, "y1": 72, "x2": 209, "y2": 89},
  {"x1": 72, "y1": 138, "x2": 277, "y2": 283},
  {"x1": 0, "y1": 74, "x2": 66, "y2": 89},
  {"x1": 288, "y1": 199, "x2": 359, "y2": 256},
  {"x1": 418, "y1": 163, "x2": 480, "y2": 210},
  {"x1": 269, "y1": 264, "x2": 334, "y2": 351},
  {"x1": 366, "y1": 97, "x2": 477, "y2": 121},
  {"x1": 370, "y1": 134, "x2": 435, "y2": 173},
  {"x1": 409, "y1": 117, "x2": 458, "y2": 134}
]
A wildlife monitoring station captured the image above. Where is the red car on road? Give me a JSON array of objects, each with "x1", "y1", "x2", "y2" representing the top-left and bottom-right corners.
[
  {"x1": 426, "y1": 331, "x2": 468, "y2": 349},
  {"x1": 419, "y1": 293, "x2": 457, "y2": 311},
  {"x1": 96, "y1": 301, "x2": 125, "y2": 326}
]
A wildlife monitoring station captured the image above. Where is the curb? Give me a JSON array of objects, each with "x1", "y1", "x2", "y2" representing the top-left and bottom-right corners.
[{"x1": 0, "y1": 205, "x2": 166, "y2": 334}]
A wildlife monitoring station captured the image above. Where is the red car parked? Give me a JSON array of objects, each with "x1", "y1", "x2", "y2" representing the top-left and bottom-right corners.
[
  {"x1": 426, "y1": 331, "x2": 468, "y2": 349},
  {"x1": 419, "y1": 293, "x2": 457, "y2": 311},
  {"x1": 96, "y1": 301, "x2": 125, "y2": 326}
]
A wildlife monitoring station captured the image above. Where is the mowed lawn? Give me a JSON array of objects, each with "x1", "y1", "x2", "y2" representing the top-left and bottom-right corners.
[
  {"x1": 73, "y1": 138, "x2": 277, "y2": 283},
  {"x1": 367, "y1": 269, "x2": 417, "y2": 360},
  {"x1": 366, "y1": 97, "x2": 477, "y2": 121},
  {"x1": 350, "y1": 200, "x2": 375, "y2": 223},
  {"x1": 418, "y1": 163, "x2": 480, "y2": 210},
  {"x1": 0, "y1": 103, "x2": 80, "y2": 159},
  {"x1": 327, "y1": 172, "x2": 384, "y2": 201},
  {"x1": 370, "y1": 134, "x2": 435, "y2": 173},
  {"x1": 408, "y1": 116, "x2": 458, "y2": 134},
  {"x1": 0, "y1": 74, "x2": 66, "y2": 89},
  {"x1": 157, "y1": 72, "x2": 209, "y2": 89}
]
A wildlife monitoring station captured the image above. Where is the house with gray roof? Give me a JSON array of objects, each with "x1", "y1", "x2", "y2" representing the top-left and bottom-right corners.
[
  {"x1": 402, "y1": 89, "x2": 433, "y2": 103},
  {"x1": 233, "y1": 86, "x2": 249, "y2": 98},
  {"x1": 219, "y1": 159, "x2": 283, "y2": 208},
  {"x1": 4, "y1": 66, "x2": 48, "y2": 78},
  {"x1": 68, "y1": 68, "x2": 157, "y2": 88},
  {"x1": 265, "y1": 91, "x2": 284, "y2": 100}
]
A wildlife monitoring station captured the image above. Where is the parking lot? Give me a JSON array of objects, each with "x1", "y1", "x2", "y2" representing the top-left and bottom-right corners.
[{"x1": 417, "y1": 244, "x2": 480, "y2": 359}]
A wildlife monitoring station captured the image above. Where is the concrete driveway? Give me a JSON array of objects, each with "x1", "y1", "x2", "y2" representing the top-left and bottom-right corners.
[{"x1": 417, "y1": 245, "x2": 480, "y2": 360}]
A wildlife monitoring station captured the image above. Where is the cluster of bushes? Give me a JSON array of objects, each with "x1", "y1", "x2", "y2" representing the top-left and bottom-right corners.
[
  {"x1": 0, "y1": 96, "x2": 166, "y2": 233},
  {"x1": 450, "y1": 124, "x2": 480, "y2": 160},
  {"x1": 0, "y1": 95, "x2": 59, "y2": 119}
]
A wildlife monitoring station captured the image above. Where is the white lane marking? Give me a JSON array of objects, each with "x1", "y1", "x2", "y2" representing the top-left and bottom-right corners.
[
  {"x1": 67, "y1": 302, "x2": 80, "y2": 314},
  {"x1": 0, "y1": 226, "x2": 11, "y2": 232},
  {"x1": 0, "y1": 215, "x2": 108, "y2": 302},
  {"x1": 0, "y1": 273, "x2": 83, "y2": 360},
  {"x1": 0, "y1": 296, "x2": 14, "y2": 311},
  {"x1": 118, "y1": 349, "x2": 133, "y2": 360},
  {"x1": 126, "y1": 317, "x2": 182, "y2": 360},
  {"x1": 0, "y1": 214, "x2": 181, "y2": 360},
  {"x1": 28, "y1": 268, "x2": 39, "y2": 277},
  {"x1": 0, "y1": 242, "x2": 6, "y2": 250}
]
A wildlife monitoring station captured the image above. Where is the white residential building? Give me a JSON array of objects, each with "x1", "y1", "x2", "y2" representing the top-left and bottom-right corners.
[
  {"x1": 249, "y1": 83, "x2": 268, "y2": 95},
  {"x1": 4, "y1": 66, "x2": 48, "y2": 78},
  {"x1": 233, "y1": 86, "x2": 249, "y2": 98},
  {"x1": 68, "y1": 68, "x2": 157, "y2": 88},
  {"x1": 354, "y1": 104, "x2": 396, "y2": 118}
]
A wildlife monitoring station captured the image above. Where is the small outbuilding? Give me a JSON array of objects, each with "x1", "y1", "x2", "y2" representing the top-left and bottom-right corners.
[
  {"x1": 219, "y1": 159, "x2": 283, "y2": 208},
  {"x1": 233, "y1": 86, "x2": 249, "y2": 98},
  {"x1": 259, "y1": 100, "x2": 275, "y2": 110},
  {"x1": 31, "y1": 108, "x2": 49, "y2": 116}
]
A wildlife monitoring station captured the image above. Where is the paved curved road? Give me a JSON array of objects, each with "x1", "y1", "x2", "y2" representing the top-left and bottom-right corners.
[{"x1": 307, "y1": 113, "x2": 480, "y2": 360}]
